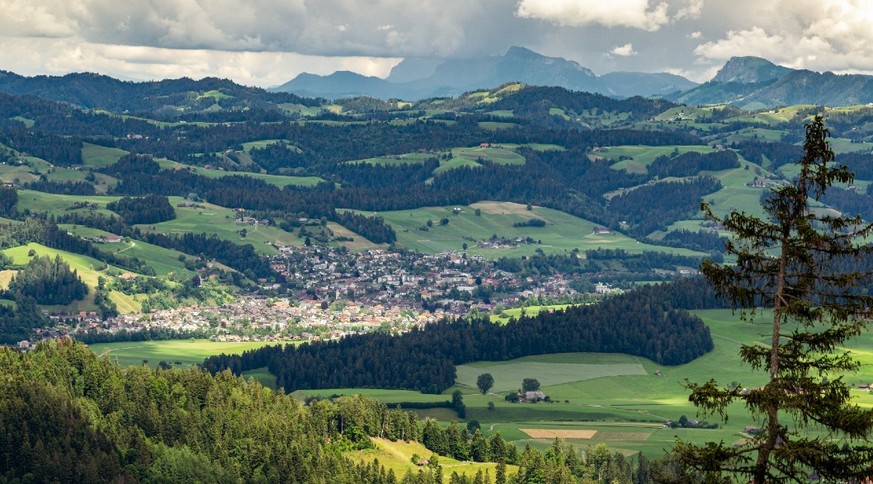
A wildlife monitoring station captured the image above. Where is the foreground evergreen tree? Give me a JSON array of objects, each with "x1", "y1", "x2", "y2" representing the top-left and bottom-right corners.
[{"x1": 672, "y1": 116, "x2": 873, "y2": 481}]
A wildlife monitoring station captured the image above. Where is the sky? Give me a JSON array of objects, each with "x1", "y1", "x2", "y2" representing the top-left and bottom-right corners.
[{"x1": 0, "y1": 0, "x2": 871, "y2": 87}]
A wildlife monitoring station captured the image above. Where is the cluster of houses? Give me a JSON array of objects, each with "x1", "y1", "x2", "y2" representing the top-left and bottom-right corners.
[
  {"x1": 272, "y1": 246, "x2": 584, "y2": 315},
  {"x1": 67, "y1": 297, "x2": 439, "y2": 342}
]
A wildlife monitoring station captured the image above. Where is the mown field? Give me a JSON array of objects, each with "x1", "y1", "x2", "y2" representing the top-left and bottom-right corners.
[
  {"x1": 356, "y1": 201, "x2": 704, "y2": 258},
  {"x1": 489, "y1": 304, "x2": 577, "y2": 324},
  {"x1": 349, "y1": 438, "x2": 518, "y2": 480},
  {"x1": 89, "y1": 339, "x2": 280, "y2": 368}
]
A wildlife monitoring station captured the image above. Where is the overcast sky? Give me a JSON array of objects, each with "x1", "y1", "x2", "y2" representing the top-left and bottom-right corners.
[{"x1": 0, "y1": 0, "x2": 871, "y2": 87}]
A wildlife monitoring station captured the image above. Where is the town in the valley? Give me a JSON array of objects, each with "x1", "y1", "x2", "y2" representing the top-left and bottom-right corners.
[{"x1": 32, "y1": 244, "x2": 638, "y2": 345}]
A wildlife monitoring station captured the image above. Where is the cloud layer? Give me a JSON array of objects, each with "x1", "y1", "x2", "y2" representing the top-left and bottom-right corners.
[{"x1": 0, "y1": 0, "x2": 869, "y2": 86}]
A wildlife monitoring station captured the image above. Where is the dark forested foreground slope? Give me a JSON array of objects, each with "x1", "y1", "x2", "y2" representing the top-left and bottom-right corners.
[
  {"x1": 204, "y1": 279, "x2": 721, "y2": 394},
  {"x1": 2, "y1": 339, "x2": 678, "y2": 483}
]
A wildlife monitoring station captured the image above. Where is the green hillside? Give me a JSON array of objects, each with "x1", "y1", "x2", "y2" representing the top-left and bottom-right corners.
[{"x1": 358, "y1": 201, "x2": 704, "y2": 257}]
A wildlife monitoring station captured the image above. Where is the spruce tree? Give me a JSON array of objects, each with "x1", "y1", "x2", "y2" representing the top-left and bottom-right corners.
[{"x1": 672, "y1": 116, "x2": 873, "y2": 481}]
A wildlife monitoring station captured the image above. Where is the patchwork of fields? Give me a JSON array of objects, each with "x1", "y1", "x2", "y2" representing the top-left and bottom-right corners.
[{"x1": 357, "y1": 201, "x2": 704, "y2": 258}]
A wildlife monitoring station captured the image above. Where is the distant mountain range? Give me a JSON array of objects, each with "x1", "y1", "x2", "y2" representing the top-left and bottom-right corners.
[
  {"x1": 272, "y1": 47, "x2": 698, "y2": 100},
  {"x1": 668, "y1": 57, "x2": 873, "y2": 109},
  {"x1": 0, "y1": 50, "x2": 871, "y2": 112},
  {"x1": 275, "y1": 49, "x2": 873, "y2": 109}
]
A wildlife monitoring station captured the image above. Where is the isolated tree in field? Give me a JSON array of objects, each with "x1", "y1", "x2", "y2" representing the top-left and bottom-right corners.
[
  {"x1": 672, "y1": 116, "x2": 873, "y2": 481},
  {"x1": 522, "y1": 378, "x2": 540, "y2": 393},
  {"x1": 476, "y1": 373, "x2": 494, "y2": 394}
]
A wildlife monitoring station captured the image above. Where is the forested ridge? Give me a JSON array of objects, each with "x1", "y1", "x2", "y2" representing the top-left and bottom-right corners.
[
  {"x1": 0, "y1": 339, "x2": 683, "y2": 483},
  {"x1": 204, "y1": 279, "x2": 721, "y2": 394}
]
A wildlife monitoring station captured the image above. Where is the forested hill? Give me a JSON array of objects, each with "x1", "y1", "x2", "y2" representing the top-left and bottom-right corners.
[
  {"x1": 203, "y1": 279, "x2": 722, "y2": 394},
  {"x1": 0, "y1": 70, "x2": 317, "y2": 113},
  {"x1": 1, "y1": 338, "x2": 675, "y2": 483},
  {"x1": 0, "y1": 338, "x2": 390, "y2": 482}
]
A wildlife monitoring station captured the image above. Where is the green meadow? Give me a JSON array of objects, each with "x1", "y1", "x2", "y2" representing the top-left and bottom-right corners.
[
  {"x1": 348, "y1": 145, "x2": 526, "y2": 175},
  {"x1": 89, "y1": 339, "x2": 279, "y2": 368},
  {"x1": 490, "y1": 304, "x2": 577, "y2": 324},
  {"x1": 15, "y1": 190, "x2": 120, "y2": 217},
  {"x1": 599, "y1": 145, "x2": 716, "y2": 174},
  {"x1": 1, "y1": 242, "x2": 140, "y2": 313},
  {"x1": 136, "y1": 197, "x2": 301, "y2": 255},
  {"x1": 355, "y1": 201, "x2": 704, "y2": 258},
  {"x1": 349, "y1": 438, "x2": 518, "y2": 480},
  {"x1": 155, "y1": 158, "x2": 324, "y2": 188},
  {"x1": 59, "y1": 225, "x2": 195, "y2": 277},
  {"x1": 82, "y1": 142, "x2": 128, "y2": 168}
]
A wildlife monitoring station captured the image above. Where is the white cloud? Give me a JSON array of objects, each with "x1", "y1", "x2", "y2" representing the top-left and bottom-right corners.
[
  {"x1": 693, "y1": 0, "x2": 873, "y2": 73},
  {"x1": 688, "y1": 31, "x2": 702, "y2": 39},
  {"x1": 516, "y1": 0, "x2": 671, "y2": 31},
  {"x1": 0, "y1": 37, "x2": 400, "y2": 87},
  {"x1": 0, "y1": 0, "x2": 512, "y2": 59},
  {"x1": 610, "y1": 43, "x2": 638, "y2": 57},
  {"x1": 674, "y1": 0, "x2": 703, "y2": 19}
]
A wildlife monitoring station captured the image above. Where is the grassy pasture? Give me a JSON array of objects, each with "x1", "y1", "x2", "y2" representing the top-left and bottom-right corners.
[
  {"x1": 490, "y1": 304, "x2": 577, "y2": 324},
  {"x1": 82, "y1": 143, "x2": 128, "y2": 168},
  {"x1": 600, "y1": 145, "x2": 715, "y2": 174},
  {"x1": 89, "y1": 339, "x2": 279, "y2": 368},
  {"x1": 349, "y1": 145, "x2": 526, "y2": 175},
  {"x1": 1, "y1": 242, "x2": 139, "y2": 314},
  {"x1": 11, "y1": 116, "x2": 34, "y2": 127},
  {"x1": 240, "y1": 139, "x2": 299, "y2": 152},
  {"x1": 478, "y1": 121, "x2": 518, "y2": 130},
  {"x1": 347, "y1": 152, "x2": 436, "y2": 167},
  {"x1": 59, "y1": 225, "x2": 195, "y2": 277},
  {"x1": 432, "y1": 157, "x2": 481, "y2": 174},
  {"x1": 498, "y1": 143, "x2": 565, "y2": 152},
  {"x1": 719, "y1": 128, "x2": 786, "y2": 144},
  {"x1": 16, "y1": 190, "x2": 120, "y2": 218},
  {"x1": 241, "y1": 367, "x2": 278, "y2": 390},
  {"x1": 0, "y1": 157, "x2": 117, "y2": 193},
  {"x1": 355, "y1": 201, "x2": 703, "y2": 258},
  {"x1": 0, "y1": 270, "x2": 15, "y2": 290},
  {"x1": 455, "y1": 357, "x2": 647, "y2": 393},
  {"x1": 196, "y1": 90, "x2": 232, "y2": 102},
  {"x1": 349, "y1": 438, "x2": 518, "y2": 480},
  {"x1": 136, "y1": 197, "x2": 300, "y2": 255},
  {"x1": 324, "y1": 221, "x2": 386, "y2": 252},
  {"x1": 696, "y1": 157, "x2": 781, "y2": 220},
  {"x1": 155, "y1": 158, "x2": 324, "y2": 188},
  {"x1": 451, "y1": 146, "x2": 525, "y2": 166}
]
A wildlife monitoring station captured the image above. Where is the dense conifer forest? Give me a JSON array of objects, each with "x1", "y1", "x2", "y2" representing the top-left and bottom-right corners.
[{"x1": 8, "y1": 255, "x2": 88, "y2": 305}]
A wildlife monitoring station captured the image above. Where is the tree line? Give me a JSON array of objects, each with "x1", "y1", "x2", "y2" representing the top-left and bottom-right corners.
[
  {"x1": 107, "y1": 194, "x2": 176, "y2": 225},
  {"x1": 203, "y1": 279, "x2": 722, "y2": 394},
  {"x1": 7, "y1": 254, "x2": 87, "y2": 305}
]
